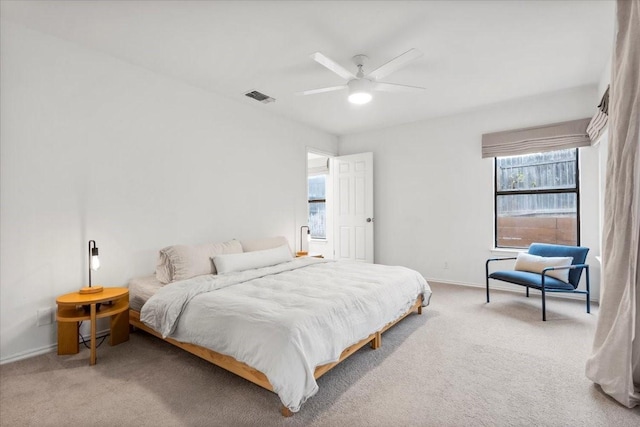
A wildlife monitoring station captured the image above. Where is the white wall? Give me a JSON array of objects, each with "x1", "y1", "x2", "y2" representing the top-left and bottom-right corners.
[
  {"x1": 339, "y1": 86, "x2": 601, "y2": 299},
  {"x1": 0, "y1": 22, "x2": 337, "y2": 362}
]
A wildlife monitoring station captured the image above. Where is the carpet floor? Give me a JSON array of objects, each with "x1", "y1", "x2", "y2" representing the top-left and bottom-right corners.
[{"x1": 1, "y1": 282, "x2": 639, "y2": 426}]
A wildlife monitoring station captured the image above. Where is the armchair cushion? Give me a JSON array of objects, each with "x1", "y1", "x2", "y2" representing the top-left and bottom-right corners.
[
  {"x1": 514, "y1": 252, "x2": 573, "y2": 283},
  {"x1": 489, "y1": 270, "x2": 575, "y2": 291}
]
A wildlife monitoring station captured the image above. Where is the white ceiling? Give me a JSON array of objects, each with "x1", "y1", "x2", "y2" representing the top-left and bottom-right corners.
[{"x1": 1, "y1": 0, "x2": 615, "y2": 136}]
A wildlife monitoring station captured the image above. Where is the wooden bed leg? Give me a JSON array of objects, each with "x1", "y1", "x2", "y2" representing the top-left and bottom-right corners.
[
  {"x1": 371, "y1": 331, "x2": 382, "y2": 349},
  {"x1": 281, "y1": 406, "x2": 293, "y2": 417},
  {"x1": 418, "y1": 305, "x2": 422, "y2": 315}
]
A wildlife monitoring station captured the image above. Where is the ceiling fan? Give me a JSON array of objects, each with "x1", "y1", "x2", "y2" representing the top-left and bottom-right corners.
[{"x1": 297, "y1": 49, "x2": 425, "y2": 105}]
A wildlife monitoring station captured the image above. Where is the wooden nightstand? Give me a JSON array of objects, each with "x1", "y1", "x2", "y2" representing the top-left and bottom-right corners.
[
  {"x1": 295, "y1": 252, "x2": 324, "y2": 258},
  {"x1": 56, "y1": 287, "x2": 129, "y2": 365}
]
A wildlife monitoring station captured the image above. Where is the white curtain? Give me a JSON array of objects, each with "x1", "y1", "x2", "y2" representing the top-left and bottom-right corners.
[{"x1": 585, "y1": 0, "x2": 640, "y2": 408}]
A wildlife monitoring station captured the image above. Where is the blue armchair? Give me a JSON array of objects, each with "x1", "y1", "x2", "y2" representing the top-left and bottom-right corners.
[{"x1": 485, "y1": 243, "x2": 590, "y2": 321}]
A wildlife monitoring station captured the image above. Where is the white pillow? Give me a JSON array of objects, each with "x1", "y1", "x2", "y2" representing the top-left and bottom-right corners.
[
  {"x1": 156, "y1": 240, "x2": 243, "y2": 283},
  {"x1": 213, "y1": 244, "x2": 292, "y2": 274},
  {"x1": 514, "y1": 252, "x2": 573, "y2": 283}
]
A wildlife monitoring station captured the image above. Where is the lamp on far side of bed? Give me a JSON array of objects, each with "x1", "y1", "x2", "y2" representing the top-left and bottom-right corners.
[
  {"x1": 80, "y1": 240, "x2": 103, "y2": 294},
  {"x1": 297, "y1": 226, "x2": 311, "y2": 256}
]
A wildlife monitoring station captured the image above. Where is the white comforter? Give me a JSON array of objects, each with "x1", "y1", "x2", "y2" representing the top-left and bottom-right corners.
[{"x1": 140, "y1": 258, "x2": 431, "y2": 412}]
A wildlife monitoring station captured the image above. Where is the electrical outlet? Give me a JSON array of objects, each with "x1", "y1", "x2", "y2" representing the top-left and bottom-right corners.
[
  {"x1": 36, "y1": 308, "x2": 53, "y2": 326},
  {"x1": 444, "y1": 261, "x2": 449, "y2": 270}
]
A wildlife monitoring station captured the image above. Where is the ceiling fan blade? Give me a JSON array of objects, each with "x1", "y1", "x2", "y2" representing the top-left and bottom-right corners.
[
  {"x1": 296, "y1": 85, "x2": 348, "y2": 96},
  {"x1": 311, "y1": 52, "x2": 355, "y2": 80},
  {"x1": 367, "y1": 48, "x2": 423, "y2": 81},
  {"x1": 374, "y1": 82, "x2": 426, "y2": 93}
]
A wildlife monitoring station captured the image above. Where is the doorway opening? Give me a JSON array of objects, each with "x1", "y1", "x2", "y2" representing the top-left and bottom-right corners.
[{"x1": 307, "y1": 150, "x2": 333, "y2": 258}]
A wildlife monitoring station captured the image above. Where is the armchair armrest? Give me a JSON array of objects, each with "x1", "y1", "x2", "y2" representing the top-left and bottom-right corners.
[
  {"x1": 541, "y1": 264, "x2": 590, "y2": 289},
  {"x1": 486, "y1": 256, "x2": 517, "y2": 263},
  {"x1": 485, "y1": 256, "x2": 518, "y2": 278},
  {"x1": 541, "y1": 263, "x2": 589, "y2": 272},
  {"x1": 486, "y1": 256, "x2": 517, "y2": 269}
]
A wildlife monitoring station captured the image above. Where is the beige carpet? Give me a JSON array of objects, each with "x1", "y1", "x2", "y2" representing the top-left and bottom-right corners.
[{"x1": 1, "y1": 282, "x2": 639, "y2": 426}]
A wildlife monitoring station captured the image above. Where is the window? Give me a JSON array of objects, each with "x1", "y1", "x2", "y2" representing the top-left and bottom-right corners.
[
  {"x1": 495, "y1": 148, "x2": 579, "y2": 248},
  {"x1": 308, "y1": 175, "x2": 327, "y2": 239}
]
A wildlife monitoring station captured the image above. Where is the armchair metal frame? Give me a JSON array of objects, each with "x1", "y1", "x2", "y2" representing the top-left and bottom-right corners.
[{"x1": 486, "y1": 255, "x2": 590, "y2": 321}]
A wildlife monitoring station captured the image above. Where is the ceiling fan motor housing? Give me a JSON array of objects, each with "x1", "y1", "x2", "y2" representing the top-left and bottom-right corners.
[{"x1": 352, "y1": 54, "x2": 368, "y2": 66}]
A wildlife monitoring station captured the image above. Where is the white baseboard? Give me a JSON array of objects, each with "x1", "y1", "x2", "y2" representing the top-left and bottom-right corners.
[
  {"x1": 0, "y1": 343, "x2": 58, "y2": 365},
  {"x1": 426, "y1": 277, "x2": 597, "y2": 303},
  {"x1": 0, "y1": 328, "x2": 111, "y2": 365}
]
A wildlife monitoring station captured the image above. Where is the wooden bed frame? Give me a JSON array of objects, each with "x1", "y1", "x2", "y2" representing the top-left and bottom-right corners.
[{"x1": 129, "y1": 295, "x2": 423, "y2": 416}]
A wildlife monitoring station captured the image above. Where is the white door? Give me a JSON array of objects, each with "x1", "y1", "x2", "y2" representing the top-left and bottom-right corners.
[{"x1": 332, "y1": 152, "x2": 374, "y2": 263}]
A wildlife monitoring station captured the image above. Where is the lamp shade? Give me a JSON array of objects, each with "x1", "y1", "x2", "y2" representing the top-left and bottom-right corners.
[
  {"x1": 90, "y1": 247, "x2": 100, "y2": 271},
  {"x1": 348, "y1": 79, "x2": 373, "y2": 104}
]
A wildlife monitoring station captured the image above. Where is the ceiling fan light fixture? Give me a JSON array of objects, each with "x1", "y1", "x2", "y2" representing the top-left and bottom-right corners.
[
  {"x1": 348, "y1": 79, "x2": 373, "y2": 105},
  {"x1": 348, "y1": 92, "x2": 372, "y2": 105}
]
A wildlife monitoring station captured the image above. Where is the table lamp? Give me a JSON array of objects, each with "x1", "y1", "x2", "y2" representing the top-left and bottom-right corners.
[
  {"x1": 297, "y1": 226, "x2": 310, "y2": 256},
  {"x1": 80, "y1": 240, "x2": 104, "y2": 294}
]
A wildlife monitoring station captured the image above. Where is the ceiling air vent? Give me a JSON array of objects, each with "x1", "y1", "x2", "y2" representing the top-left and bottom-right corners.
[{"x1": 244, "y1": 90, "x2": 276, "y2": 104}]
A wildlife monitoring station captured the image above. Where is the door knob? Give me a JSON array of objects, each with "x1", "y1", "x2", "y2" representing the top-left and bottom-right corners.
[{"x1": 366, "y1": 218, "x2": 374, "y2": 223}]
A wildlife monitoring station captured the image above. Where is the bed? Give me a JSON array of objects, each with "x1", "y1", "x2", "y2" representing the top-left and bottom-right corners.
[{"x1": 129, "y1": 236, "x2": 431, "y2": 416}]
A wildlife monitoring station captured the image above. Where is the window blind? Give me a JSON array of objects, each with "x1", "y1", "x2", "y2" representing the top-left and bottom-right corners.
[
  {"x1": 481, "y1": 118, "x2": 592, "y2": 158},
  {"x1": 308, "y1": 157, "x2": 329, "y2": 175}
]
